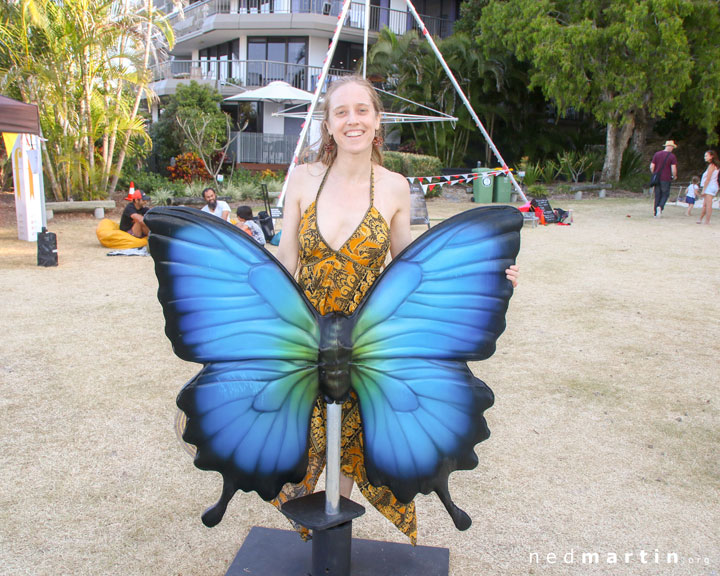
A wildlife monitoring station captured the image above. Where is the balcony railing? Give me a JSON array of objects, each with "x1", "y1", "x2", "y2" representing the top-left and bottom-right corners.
[
  {"x1": 151, "y1": 58, "x2": 353, "y2": 91},
  {"x1": 169, "y1": 0, "x2": 453, "y2": 40},
  {"x1": 231, "y1": 132, "x2": 299, "y2": 164}
]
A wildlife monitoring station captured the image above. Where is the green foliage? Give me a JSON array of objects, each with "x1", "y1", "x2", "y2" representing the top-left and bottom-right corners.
[
  {"x1": 149, "y1": 188, "x2": 175, "y2": 206},
  {"x1": 526, "y1": 183, "x2": 549, "y2": 199},
  {"x1": 404, "y1": 154, "x2": 444, "y2": 178},
  {"x1": 619, "y1": 147, "x2": 644, "y2": 180},
  {"x1": 521, "y1": 162, "x2": 543, "y2": 186},
  {"x1": 382, "y1": 151, "x2": 443, "y2": 178},
  {"x1": 382, "y1": 151, "x2": 405, "y2": 174},
  {"x1": 224, "y1": 181, "x2": 260, "y2": 201},
  {"x1": 556, "y1": 150, "x2": 594, "y2": 183},
  {"x1": 471, "y1": 0, "x2": 717, "y2": 181},
  {"x1": 618, "y1": 172, "x2": 649, "y2": 194},
  {"x1": 368, "y1": 30, "x2": 506, "y2": 167},
  {"x1": 0, "y1": 0, "x2": 174, "y2": 200},
  {"x1": 541, "y1": 159, "x2": 560, "y2": 184},
  {"x1": 149, "y1": 81, "x2": 227, "y2": 163}
]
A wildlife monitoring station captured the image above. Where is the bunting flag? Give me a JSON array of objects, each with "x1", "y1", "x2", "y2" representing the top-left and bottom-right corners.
[{"x1": 409, "y1": 169, "x2": 514, "y2": 195}]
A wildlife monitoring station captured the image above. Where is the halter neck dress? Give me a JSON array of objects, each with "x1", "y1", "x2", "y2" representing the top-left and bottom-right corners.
[{"x1": 271, "y1": 166, "x2": 418, "y2": 544}]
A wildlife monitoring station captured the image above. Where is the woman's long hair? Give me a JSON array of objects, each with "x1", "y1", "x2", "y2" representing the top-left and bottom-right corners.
[{"x1": 309, "y1": 75, "x2": 385, "y2": 167}]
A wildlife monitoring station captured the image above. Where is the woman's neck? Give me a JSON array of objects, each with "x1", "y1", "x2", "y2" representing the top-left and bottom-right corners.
[{"x1": 331, "y1": 150, "x2": 373, "y2": 183}]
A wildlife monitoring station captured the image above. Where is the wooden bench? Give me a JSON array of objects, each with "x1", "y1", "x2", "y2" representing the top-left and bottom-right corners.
[{"x1": 46, "y1": 200, "x2": 116, "y2": 219}]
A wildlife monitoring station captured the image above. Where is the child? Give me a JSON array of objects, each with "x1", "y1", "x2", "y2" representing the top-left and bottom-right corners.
[
  {"x1": 235, "y1": 205, "x2": 266, "y2": 245},
  {"x1": 685, "y1": 176, "x2": 700, "y2": 216}
]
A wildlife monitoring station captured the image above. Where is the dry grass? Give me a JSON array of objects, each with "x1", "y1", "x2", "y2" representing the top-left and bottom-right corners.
[{"x1": 1, "y1": 196, "x2": 718, "y2": 575}]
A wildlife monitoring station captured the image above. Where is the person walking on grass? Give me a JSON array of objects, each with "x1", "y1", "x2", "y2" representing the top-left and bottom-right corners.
[
  {"x1": 650, "y1": 140, "x2": 678, "y2": 218},
  {"x1": 685, "y1": 176, "x2": 700, "y2": 217},
  {"x1": 697, "y1": 150, "x2": 719, "y2": 225}
]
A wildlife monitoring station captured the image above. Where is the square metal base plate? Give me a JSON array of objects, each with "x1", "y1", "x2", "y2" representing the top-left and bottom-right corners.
[{"x1": 225, "y1": 526, "x2": 450, "y2": 576}]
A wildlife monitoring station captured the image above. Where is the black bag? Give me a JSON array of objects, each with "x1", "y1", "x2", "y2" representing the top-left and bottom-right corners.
[
  {"x1": 37, "y1": 227, "x2": 58, "y2": 267},
  {"x1": 256, "y1": 211, "x2": 274, "y2": 242}
]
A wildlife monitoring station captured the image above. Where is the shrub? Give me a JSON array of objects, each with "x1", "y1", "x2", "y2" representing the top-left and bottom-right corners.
[
  {"x1": 167, "y1": 152, "x2": 211, "y2": 183},
  {"x1": 620, "y1": 147, "x2": 644, "y2": 179},
  {"x1": 149, "y1": 188, "x2": 175, "y2": 206},
  {"x1": 526, "y1": 183, "x2": 549, "y2": 199},
  {"x1": 381, "y1": 151, "x2": 443, "y2": 178},
  {"x1": 225, "y1": 181, "x2": 260, "y2": 201},
  {"x1": 541, "y1": 159, "x2": 560, "y2": 184},
  {"x1": 404, "y1": 153, "x2": 443, "y2": 177},
  {"x1": 382, "y1": 151, "x2": 405, "y2": 174},
  {"x1": 521, "y1": 161, "x2": 543, "y2": 186},
  {"x1": 557, "y1": 150, "x2": 594, "y2": 183}
]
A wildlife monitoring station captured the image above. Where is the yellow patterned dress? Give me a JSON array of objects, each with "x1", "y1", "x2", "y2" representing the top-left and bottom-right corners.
[{"x1": 271, "y1": 167, "x2": 418, "y2": 544}]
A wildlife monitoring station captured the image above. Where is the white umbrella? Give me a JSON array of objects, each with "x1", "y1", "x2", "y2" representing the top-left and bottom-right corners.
[{"x1": 224, "y1": 81, "x2": 316, "y2": 104}]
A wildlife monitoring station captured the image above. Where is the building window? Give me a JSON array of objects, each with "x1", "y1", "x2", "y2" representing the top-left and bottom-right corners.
[
  {"x1": 330, "y1": 41, "x2": 363, "y2": 72},
  {"x1": 247, "y1": 37, "x2": 308, "y2": 88},
  {"x1": 199, "y1": 40, "x2": 240, "y2": 83}
]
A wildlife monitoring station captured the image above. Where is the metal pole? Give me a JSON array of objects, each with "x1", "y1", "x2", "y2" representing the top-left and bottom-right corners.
[
  {"x1": 325, "y1": 402, "x2": 342, "y2": 515},
  {"x1": 404, "y1": 0, "x2": 528, "y2": 203},
  {"x1": 278, "y1": 0, "x2": 354, "y2": 207},
  {"x1": 363, "y1": 0, "x2": 370, "y2": 79}
]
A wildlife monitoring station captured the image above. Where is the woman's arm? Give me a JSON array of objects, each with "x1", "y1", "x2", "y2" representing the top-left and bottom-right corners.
[
  {"x1": 276, "y1": 171, "x2": 303, "y2": 276},
  {"x1": 388, "y1": 174, "x2": 412, "y2": 259}
]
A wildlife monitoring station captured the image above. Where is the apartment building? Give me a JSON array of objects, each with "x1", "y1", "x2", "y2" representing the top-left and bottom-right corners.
[{"x1": 151, "y1": 0, "x2": 461, "y2": 165}]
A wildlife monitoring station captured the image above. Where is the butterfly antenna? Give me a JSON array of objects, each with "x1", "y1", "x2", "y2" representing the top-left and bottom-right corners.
[
  {"x1": 201, "y1": 480, "x2": 235, "y2": 527},
  {"x1": 436, "y1": 485, "x2": 472, "y2": 531}
]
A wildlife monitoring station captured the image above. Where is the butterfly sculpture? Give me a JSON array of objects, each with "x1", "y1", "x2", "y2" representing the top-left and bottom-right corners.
[{"x1": 146, "y1": 205, "x2": 522, "y2": 531}]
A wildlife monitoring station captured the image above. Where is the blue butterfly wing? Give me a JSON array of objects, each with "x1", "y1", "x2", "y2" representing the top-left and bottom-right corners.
[
  {"x1": 146, "y1": 207, "x2": 319, "y2": 364},
  {"x1": 350, "y1": 205, "x2": 522, "y2": 529},
  {"x1": 146, "y1": 207, "x2": 320, "y2": 525},
  {"x1": 178, "y1": 359, "x2": 318, "y2": 525}
]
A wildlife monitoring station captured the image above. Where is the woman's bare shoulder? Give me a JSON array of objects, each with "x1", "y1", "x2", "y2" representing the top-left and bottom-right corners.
[
  {"x1": 375, "y1": 164, "x2": 410, "y2": 196},
  {"x1": 287, "y1": 162, "x2": 327, "y2": 209}
]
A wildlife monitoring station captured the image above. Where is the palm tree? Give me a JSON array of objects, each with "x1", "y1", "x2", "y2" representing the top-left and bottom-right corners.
[
  {"x1": 0, "y1": 0, "x2": 174, "y2": 200},
  {"x1": 367, "y1": 30, "x2": 504, "y2": 167}
]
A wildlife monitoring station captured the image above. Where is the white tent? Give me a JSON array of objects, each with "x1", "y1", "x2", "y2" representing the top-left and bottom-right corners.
[{"x1": 224, "y1": 81, "x2": 315, "y2": 104}]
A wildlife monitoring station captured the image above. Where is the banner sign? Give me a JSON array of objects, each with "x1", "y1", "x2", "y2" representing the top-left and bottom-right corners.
[{"x1": 3, "y1": 132, "x2": 45, "y2": 241}]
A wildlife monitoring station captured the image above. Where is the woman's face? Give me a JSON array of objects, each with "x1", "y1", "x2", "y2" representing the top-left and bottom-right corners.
[
  {"x1": 325, "y1": 82, "x2": 380, "y2": 154},
  {"x1": 704, "y1": 152, "x2": 712, "y2": 163}
]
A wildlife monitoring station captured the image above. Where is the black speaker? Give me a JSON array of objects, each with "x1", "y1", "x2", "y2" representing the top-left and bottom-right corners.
[{"x1": 37, "y1": 227, "x2": 58, "y2": 267}]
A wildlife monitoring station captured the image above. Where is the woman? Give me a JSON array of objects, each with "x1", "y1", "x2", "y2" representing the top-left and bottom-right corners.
[
  {"x1": 697, "y1": 150, "x2": 719, "y2": 224},
  {"x1": 274, "y1": 75, "x2": 519, "y2": 543}
]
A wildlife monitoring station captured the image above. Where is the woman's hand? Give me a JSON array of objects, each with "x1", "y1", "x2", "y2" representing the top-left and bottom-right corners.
[{"x1": 506, "y1": 264, "x2": 520, "y2": 288}]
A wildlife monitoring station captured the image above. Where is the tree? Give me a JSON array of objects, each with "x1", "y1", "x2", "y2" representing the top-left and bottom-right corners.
[
  {"x1": 0, "y1": 0, "x2": 175, "y2": 200},
  {"x1": 472, "y1": 0, "x2": 715, "y2": 182},
  {"x1": 367, "y1": 29, "x2": 506, "y2": 167},
  {"x1": 177, "y1": 112, "x2": 238, "y2": 189},
  {"x1": 149, "y1": 81, "x2": 228, "y2": 164}
]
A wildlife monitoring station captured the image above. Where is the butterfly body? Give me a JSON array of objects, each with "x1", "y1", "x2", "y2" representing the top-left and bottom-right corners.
[
  {"x1": 318, "y1": 313, "x2": 354, "y2": 403},
  {"x1": 146, "y1": 205, "x2": 522, "y2": 531}
]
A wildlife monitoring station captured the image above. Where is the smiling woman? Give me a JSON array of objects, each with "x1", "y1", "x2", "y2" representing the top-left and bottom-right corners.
[
  {"x1": 271, "y1": 75, "x2": 519, "y2": 543},
  {"x1": 273, "y1": 75, "x2": 419, "y2": 542}
]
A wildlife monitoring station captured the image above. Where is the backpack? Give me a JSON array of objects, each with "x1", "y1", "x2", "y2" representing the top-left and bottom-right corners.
[{"x1": 255, "y1": 210, "x2": 275, "y2": 243}]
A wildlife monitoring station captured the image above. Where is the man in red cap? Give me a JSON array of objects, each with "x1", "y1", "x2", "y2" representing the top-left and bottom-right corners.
[{"x1": 119, "y1": 189, "x2": 150, "y2": 237}]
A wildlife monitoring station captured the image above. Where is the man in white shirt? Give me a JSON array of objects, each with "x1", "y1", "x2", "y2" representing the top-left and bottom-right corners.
[{"x1": 200, "y1": 187, "x2": 230, "y2": 221}]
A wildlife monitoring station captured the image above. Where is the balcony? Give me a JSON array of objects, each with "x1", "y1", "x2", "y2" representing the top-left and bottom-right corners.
[
  {"x1": 168, "y1": 0, "x2": 454, "y2": 43},
  {"x1": 150, "y1": 58, "x2": 353, "y2": 93},
  {"x1": 231, "y1": 132, "x2": 299, "y2": 164}
]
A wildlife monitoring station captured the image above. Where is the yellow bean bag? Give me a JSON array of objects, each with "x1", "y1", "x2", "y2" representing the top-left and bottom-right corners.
[{"x1": 96, "y1": 218, "x2": 148, "y2": 249}]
